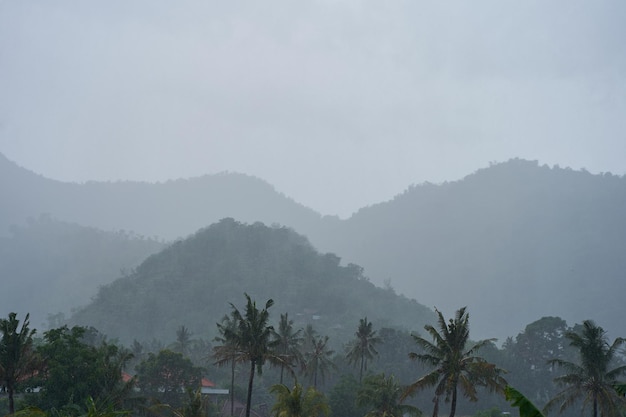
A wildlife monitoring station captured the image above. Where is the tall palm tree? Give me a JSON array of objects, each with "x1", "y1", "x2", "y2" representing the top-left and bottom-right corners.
[
  {"x1": 270, "y1": 383, "x2": 330, "y2": 417},
  {"x1": 545, "y1": 320, "x2": 626, "y2": 417},
  {"x1": 214, "y1": 312, "x2": 243, "y2": 417},
  {"x1": 273, "y1": 313, "x2": 303, "y2": 384},
  {"x1": 219, "y1": 294, "x2": 279, "y2": 417},
  {"x1": 357, "y1": 373, "x2": 421, "y2": 417},
  {"x1": 303, "y1": 335, "x2": 335, "y2": 389},
  {"x1": 401, "y1": 307, "x2": 506, "y2": 417},
  {"x1": 0, "y1": 312, "x2": 38, "y2": 414},
  {"x1": 346, "y1": 317, "x2": 381, "y2": 382}
]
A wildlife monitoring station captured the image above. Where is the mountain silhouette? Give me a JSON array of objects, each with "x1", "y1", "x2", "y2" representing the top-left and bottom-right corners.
[{"x1": 2, "y1": 153, "x2": 625, "y2": 341}]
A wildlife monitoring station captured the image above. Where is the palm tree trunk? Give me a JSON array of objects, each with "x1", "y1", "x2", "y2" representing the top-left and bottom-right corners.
[
  {"x1": 359, "y1": 355, "x2": 365, "y2": 382},
  {"x1": 246, "y1": 360, "x2": 256, "y2": 417},
  {"x1": 230, "y1": 359, "x2": 235, "y2": 417},
  {"x1": 593, "y1": 395, "x2": 597, "y2": 417},
  {"x1": 8, "y1": 382, "x2": 15, "y2": 415},
  {"x1": 449, "y1": 386, "x2": 458, "y2": 417},
  {"x1": 432, "y1": 396, "x2": 439, "y2": 417}
]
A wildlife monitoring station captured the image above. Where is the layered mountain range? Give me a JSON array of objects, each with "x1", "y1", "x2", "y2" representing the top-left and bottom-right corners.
[{"x1": 1, "y1": 153, "x2": 624, "y2": 341}]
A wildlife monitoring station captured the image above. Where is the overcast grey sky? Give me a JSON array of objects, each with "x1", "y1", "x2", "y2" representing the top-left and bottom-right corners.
[{"x1": 1, "y1": 1, "x2": 625, "y2": 217}]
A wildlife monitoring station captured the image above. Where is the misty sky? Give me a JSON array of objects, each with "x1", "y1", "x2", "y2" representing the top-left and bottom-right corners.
[{"x1": 1, "y1": 1, "x2": 625, "y2": 217}]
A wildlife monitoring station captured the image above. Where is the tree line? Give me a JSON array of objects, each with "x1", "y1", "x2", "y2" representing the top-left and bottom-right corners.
[{"x1": 2, "y1": 297, "x2": 626, "y2": 417}]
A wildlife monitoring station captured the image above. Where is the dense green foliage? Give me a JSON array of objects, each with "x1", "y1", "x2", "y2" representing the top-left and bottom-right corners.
[
  {"x1": 356, "y1": 373, "x2": 421, "y2": 417},
  {"x1": 0, "y1": 312, "x2": 37, "y2": 413},
  {"x1": 504, "y1": 386, "x2": 545, "y2": 417},
  {"x1": 32, "y1": 326, "x2": 133, "y2": 412},
  {"x1": 269, "y1": 383, "x2": 329, "y2": 417},
  {"x1": 135, "y1": 349, "x2": 203, "y2": 408},
  {"x1": 2, "y1": 310, "x2": 625, "y2": 417}
]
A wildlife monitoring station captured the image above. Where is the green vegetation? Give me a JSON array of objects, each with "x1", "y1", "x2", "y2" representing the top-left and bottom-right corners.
[
  {"x1": 2, "y1": 305, "x2": 626, "y2": 417},
  {"x1": 272, "y1": 313, "x2": 303, "y2": 385},
  {"x1": 545, "y1": 320, "x2": 626, "y2": 417},
  {"x1": 33, "y1": 325, "x2": 134, "y2": 412},
  {"x1": 0, "y1": 312, "x2": 37, "y2": 414},
  {"x1": 402, "y1": 307, "x2": 507, "y2": 417},
  {"x1": 69, "y1": 218, "x2": 436, "y2": 347},
  {"x1": 505, "y1": 386, "x2": 545, "y2": 417},
  {"x1": 356, "y1": 373, "x2": 420, "y2": 417},
  {"x1": 218, "y1": 294, "x2": 279, "y2": 417},
  {"x1": 269, "y1": 383, "x2": 329, "y2": 417},
  {"x1": 3, "y1": 166, "x2": 626, "y2": 417},
  {"x1": 345, "y1": 318, "x2": 381, "y2": 383},
  {"x1": 135, "y1": 349, "x2": 203, "y2": 408}
]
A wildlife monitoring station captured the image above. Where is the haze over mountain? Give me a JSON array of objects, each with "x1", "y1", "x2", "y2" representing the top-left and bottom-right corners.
[
  {"x1": 2, "y1": 153, "x2": 625, "y2": 341},
  {"x1": 3, "y1": 2, "x2": 625, "y2": 218},
  {"x1": 69, "y1": 218, "x2": 436, "y2": 346},
  {"x1": 0, "y1": 216, "x2": 164, "y2": 329},
  {"x1": 0, "y1": 152, "x2": 326, "y2": 241}
]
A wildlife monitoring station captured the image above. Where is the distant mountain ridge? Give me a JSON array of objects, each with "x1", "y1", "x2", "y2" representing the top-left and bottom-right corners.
[
  {"x1": 0, "y1": 152, "x2": 327, "y2": 240},
  {"x1": 0, "y1": 216, "x2": 164, "y2": 328},
  {"x1": 316, "y1": 159, "x2": 626, "y2": 339},
  {"x1": 2, "y1": 153, "x2": 625, "y2": 341}
]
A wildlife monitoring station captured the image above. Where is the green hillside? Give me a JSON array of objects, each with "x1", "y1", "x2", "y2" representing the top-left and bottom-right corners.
[{"x1": 70, "y1": 218, "x2": 436, "y2": 346}]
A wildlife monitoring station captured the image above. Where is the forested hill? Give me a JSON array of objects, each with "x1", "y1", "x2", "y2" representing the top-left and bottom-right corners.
[
  {"x1": 0, "y1": 152, "x2": 327, "y2": 240},
  {"x1": 69, "y1": 218, "x2": 436, "y2": 346},
  {"x1": 0, "y1": 216, "x2": 165, "y2": 329},
  {"x1": 315, "y1": 159, "x2": 626, "y2": 340}
]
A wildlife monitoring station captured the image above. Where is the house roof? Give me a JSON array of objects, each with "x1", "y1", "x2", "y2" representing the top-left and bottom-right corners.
[{"x1": 201, "y1": 377, "x2": 216, "y2": 388}]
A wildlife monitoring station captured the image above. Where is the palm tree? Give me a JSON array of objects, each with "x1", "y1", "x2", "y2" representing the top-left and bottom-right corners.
[
  {"x1": 270, "y1": 383, "x2": 329, "y2": 417},
  {"x1": 173, "y1": 325, "x2": 194, "y2": 357},
  {"x1": 401, "y1": 307, "x2": 506, "y2": 417},
  {"x1": 303, "y1": 335, "x2": 335, "y2": 389},
  {"x1": 214, "y1": 312, "x2": 243, "y2": 417},
  {"x1": 545, "y1": 320, "x2": 626, "y2": 417},
  {"x1": 219, "y1": 294, "x2": 279, "y2": 417},
  {"x1": 273, "y1": 313, "x2": 303, "y2": 384},
  {"x1": 356, "y1": 373, "x2": 421, "y2": 417},
  {"x1": 346, "y1": 317, "x2": 381, "y2": 382},
  {"x1": 0, "y1": 312, "x2": 38, "y2": 414},
  {"x1": 301, "y1": 324, "x2": 317, "y2": 354}
]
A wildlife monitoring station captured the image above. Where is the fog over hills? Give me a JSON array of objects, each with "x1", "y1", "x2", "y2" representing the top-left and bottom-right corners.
[
  {"x1": 69, "y1": 218, "x2": 436, "y2": 346},
  {"x1": 2, "y1": 153, "x2": 625, "y2": 341},
  {"x1": 0, "y1": 152, "x2": 326, "y2": 241},
  {"x1": 316, "y1": 159, "x2": 626, "y2": 340}
]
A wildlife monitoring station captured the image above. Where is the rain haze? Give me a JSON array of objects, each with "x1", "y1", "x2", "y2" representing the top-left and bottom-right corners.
[{"x1": 1, "y1": 0, "x2": 625, "y2": 217}]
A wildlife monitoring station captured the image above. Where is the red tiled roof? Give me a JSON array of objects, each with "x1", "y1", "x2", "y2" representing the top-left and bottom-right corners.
[{"x1": 201, "y1": 377, "x2": 216, "y2": 388}]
